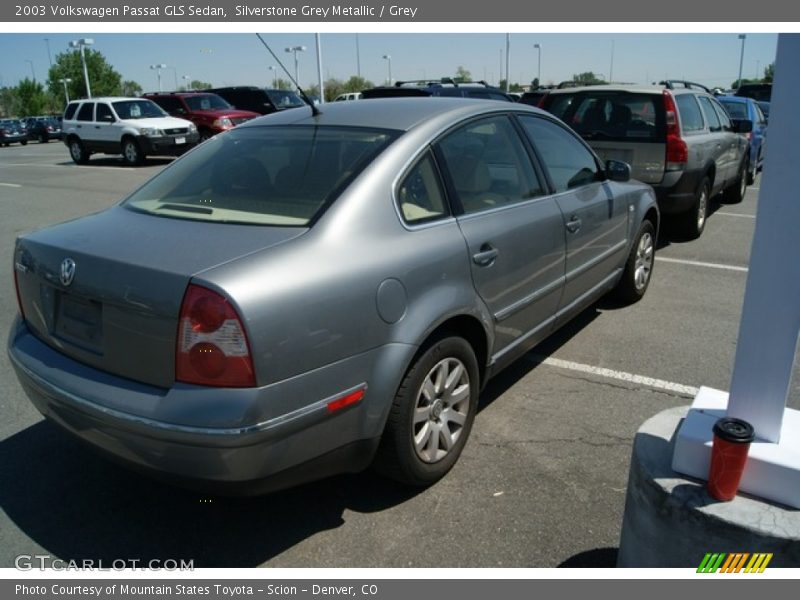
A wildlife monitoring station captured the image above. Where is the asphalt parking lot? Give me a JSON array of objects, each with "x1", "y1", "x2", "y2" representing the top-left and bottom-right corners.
[{"x1": 0, "y1": 141, "x2": 797, "y2": 568}]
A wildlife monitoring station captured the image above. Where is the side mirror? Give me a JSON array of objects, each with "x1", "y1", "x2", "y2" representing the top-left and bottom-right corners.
[
  {"x1": 606, "y1": 159, "x2": 631, "y2": 183},
  {"x1": 732, "y1": 118, "x2": 753, "y2": 134}
]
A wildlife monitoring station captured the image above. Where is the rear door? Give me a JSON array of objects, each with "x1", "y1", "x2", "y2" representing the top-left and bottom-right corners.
[
  {"x1": 434, "y1": 114, "x2": 566, "y2": 359},
  {"x1": 518, "y1": 114, "x2": 629, "y2": 319},
  {"x1": 543, "y1": 90, "x2": 667, "y2": 185}
]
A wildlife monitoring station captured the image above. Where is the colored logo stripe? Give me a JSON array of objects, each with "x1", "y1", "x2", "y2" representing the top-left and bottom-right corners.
[{"x1": 697, "y1": 553, "x2": 773, "y2": 573}]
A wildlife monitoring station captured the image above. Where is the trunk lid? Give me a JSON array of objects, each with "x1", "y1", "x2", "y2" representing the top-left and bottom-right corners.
[{"x1": 14, "y1": 205, "x2": 306, "y2": 388}]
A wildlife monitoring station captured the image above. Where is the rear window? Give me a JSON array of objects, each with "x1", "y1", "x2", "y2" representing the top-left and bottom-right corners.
[
  {"x1": 719, "y1": 100, "x2": 748, "y2": 120},
  {"x1": 265, "y1": 90, "x2": 305, "y2": 109},
  {"x1": 123, "y1": 125, "x2": 398, "y2": 226},
  {"x1": 543, "y1": 92, "x2": 665, "y2": 142},
  {"x1": 184, "y1": 94, "x2": 231, "y2": 111}
]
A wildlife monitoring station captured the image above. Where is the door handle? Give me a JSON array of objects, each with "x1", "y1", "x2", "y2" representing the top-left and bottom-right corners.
[
  {"x1": 472, "y1": 244, "x2": 499, "y2": 267},
  {"x1": 566, "y1": 216, "x2": 582, "y2": 233}
]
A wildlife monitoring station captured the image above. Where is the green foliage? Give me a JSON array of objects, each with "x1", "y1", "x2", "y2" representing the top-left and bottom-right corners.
[
  {"x1": 189, "y1": 79, "x2": 211, "y2": 91},
  {"x1": 274, "y1": 78, "x2": 293, "y2": 90},
  {"x1": 343, "y1": 76, "x2": 373, "y2": 92},
  {"x1": 763, "y1": 62, "x2": 774, "y2": 83},
  {"x1": 120, "y1": 80, "x2": 143, "y2": 97},
  {"x1": 46, "y1": 48, "x2": 122, "y2": 100},
  {"x1": 572, "y1": 71, "x2": 604, "y2": 85},
  {"x1": 16, "y1": 78, "x2": 48, "y2": 116},
  {"x1": 453, "y1": 66, "x2": 471, "y2": 83}
]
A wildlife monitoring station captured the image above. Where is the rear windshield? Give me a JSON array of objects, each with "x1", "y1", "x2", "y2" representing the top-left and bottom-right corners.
[
  {"x1": 123, "y1": 125, "x2": 399, "y2": 226},
  {"x1": 113, "y1": 100, "x2": 167, "y2": 120},
  {"x1": 719, "y1": 100, "x2": 748, "y2": 120},
  {"x1": 544, "y1": 91, "x2": 665, "y2": 142},
  {"x1": 265, "y1": 90, "x2": 305, "y2": 109},
  {"x1": 184, "y1": 94, "x2": 231, "y2": 111}
]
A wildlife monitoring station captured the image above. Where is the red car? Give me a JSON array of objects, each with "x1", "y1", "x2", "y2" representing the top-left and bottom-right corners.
[{"x1": 144, "y1": 92, "x2": 259, "y2": 141}]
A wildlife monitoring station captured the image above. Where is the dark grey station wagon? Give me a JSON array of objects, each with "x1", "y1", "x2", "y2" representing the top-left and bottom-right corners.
[{"x1": 9, "y1": 98, "x2": 659, "y2": 493}]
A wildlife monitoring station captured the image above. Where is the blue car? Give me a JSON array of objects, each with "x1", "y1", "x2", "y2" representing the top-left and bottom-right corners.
[{"x1": 718, "y1": 96, "x2": 767, "y2": 184}]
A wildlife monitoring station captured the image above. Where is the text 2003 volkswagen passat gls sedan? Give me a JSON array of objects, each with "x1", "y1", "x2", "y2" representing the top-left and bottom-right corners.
[{"x1": 9, "y1": 98, "x2": 658, "y2": 493}]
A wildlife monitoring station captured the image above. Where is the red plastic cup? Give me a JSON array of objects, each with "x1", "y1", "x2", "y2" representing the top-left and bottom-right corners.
[{"x1": 707, "y1": 417, "x2": 755, "y2": 501}]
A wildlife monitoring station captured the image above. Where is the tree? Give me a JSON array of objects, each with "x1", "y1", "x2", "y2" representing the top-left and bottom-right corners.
[
  {"x1": 572, "y1": 71, "x2": 604, "y2": 85},
  {"x1": 274, "y1": 78, "x2": 293, "y2": 91},
  {"x1": 453, "y1": 66, "x2": 471, "y2": 83},
  {"x1": 763, "y1": 62, "x2": 774, "y2": 83},
  {"x1": 0, "y1": 86, "x2": 21, "y2": 117},
  {"x1": 120, "y1": 80, "x2": 142, "y2": 97},
  {"x1": 15, "y1": 79, "x2": 47, "y2": 116},
  {"x1": 343, "y1": 76, "x2": 373, "y2": 93},
  {"x1": 189, "y1": 79, "x2": 212, "y2": 91},
  {"x1": 46, "y1": 48, "x2": 122, "y2": 100},
  {"x1": 322, "y1": 78, "x2": 344, "y2": 102}
]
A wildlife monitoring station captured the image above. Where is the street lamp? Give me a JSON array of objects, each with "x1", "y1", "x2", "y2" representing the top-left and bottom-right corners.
[
  {"x1": 268, "y1": 65, "x2": 277, "y2": 88},
  {"x1": 150, "y1": 64, "x2": 167, "y2": 92},
  {"x1": 69, "y1": 38, "x2": 94, "y2": 98},
  {"x1": 533, "y1": 43, "x2": 542, "y2": 87},
  {"x1": 182, "y1": 75, "x2": 192, "y2": 91},
  {"x1": 168, "y1": 66, "x2": 178, "y2": 91},
  {"x1": 737, "y1": 34, "x2": 747, "y2": 89},
  {"x1": 59, "y1": 77, "x2": 72, "y2": 104},
  {"x1": 25, "y1": 60, "x2": 36, "y2": 81},
  {"x1": 284, "y1": 45, "x2": 306, "y2": 85},
  {"x1": 382, "y1": 54, "x2": 392, "y2": 85}
]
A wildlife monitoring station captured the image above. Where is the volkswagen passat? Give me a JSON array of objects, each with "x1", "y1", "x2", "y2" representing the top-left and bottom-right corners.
[{"x1": 9, "y1": 98, "x2": 658, "y2": 493}]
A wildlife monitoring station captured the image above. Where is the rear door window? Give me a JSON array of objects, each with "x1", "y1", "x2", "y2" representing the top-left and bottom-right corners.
[
  {"x1": 64, "y1": 103, "x2": 79, "y2": 120},
  {"x1": 698, "y1": 96, "x2": 722, "y2": 132},
  {"x1": 76, "y1": 103, "x2": 95, "y2": 122}
]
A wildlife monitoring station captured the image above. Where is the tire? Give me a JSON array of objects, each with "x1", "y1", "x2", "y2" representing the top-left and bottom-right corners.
[
  {"x1": 20, "y1": 140, "x2": 27, "y2": 146},
  {"x1": 122, "y1": 137, "x2": 144, "y2": 166},
  {"x1": 68, "y1": 138, "x2": 89, "y2": 164},
  {"x1": 725, "y1": 158, "x2": 748, "y2": 204},
  {"x1": 39, "y1": 134, "x2": 47, "y2": 143},
  {"x1": 199, "y1": 130, "x2": 213, "y2": 143},
  {"x1": 373, "y1": 335, "x2": 479, "y2": 487},
  {"x1": 680, "y1": 176, "x2": 710, "y2": 240},
  {"x1": 613, "y1": 220, "x2": 656, "y2": 304}
]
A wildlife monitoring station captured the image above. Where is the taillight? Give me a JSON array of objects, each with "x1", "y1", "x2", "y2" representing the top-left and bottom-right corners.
[
  {"x1": 663, "y1": 90, "x2": 688, "y2": 170},
  {"x1": 14, "y1": 268, "x2": 25, "y2": 319},
  {"x1": 176, "y1": 284, "x2": 255, "y2": 387}
]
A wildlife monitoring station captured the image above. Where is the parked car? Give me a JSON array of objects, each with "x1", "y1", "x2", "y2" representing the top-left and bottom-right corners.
[
  {"x1": 143, "y1": 92, "x2": 259, "y2": 142},
  {"x1": 540, "y1": 80, "x2": 752, "y2": 239},
  {"x1": 204, "y1": 86, "x2": 306, "y2": 115},
  {"x1": 757, "y1": 101, "x2": 770, "y2": 123},
  {"x1": 519, "y1": 89, "x2": 551, "y2": 107},
  {"x1": 0, "y1": 119, "x2": 28, "y2": 146},
  {"x1": 735, "y1": 83, "x2": 772, "y2": 103},
  {"x1": 9, "y1": 98, "x2": 658, "y2": 494},
  {"x1": 333, "y1": 92, "x2": 362, "y2": 101},
  {"x1": 718, "y1": 95, "x2": 767, "y2": 183},
  {"x1": 27, "y1": 116, "x2": 63, "y2": 143},
  {"x1": 362, "y1": 79, "x2": 514, "y2": 101},
  {"x1": 62, "y1": 97, "x2": 199, "y2": 166}
]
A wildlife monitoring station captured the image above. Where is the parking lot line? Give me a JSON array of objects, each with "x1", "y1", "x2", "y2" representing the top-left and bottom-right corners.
[
  {"x1": 532, "y1": 355, "x2": 700, "y2": 397},
  {"x1": 655, "y1": 256, "x2": 748, "y2": 273},
  {"x1": 0, "y1": 182, "x2": 22, "y2": 188},
  {"x1": 715, "y1": 212, "x2": 756, "y2": 219}
]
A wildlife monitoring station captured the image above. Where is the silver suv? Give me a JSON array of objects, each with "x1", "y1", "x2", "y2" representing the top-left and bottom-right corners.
[
  {"x1": 541, "y1": 81, "x2": 752, "y2": 239},
  {"x1": 62, "y1": 97, "x2": 199, "y2": 166}
]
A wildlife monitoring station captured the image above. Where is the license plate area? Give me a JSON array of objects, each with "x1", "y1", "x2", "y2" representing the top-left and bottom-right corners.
[
  {"x1": 175, "y1": 136, "x2": 186, "y2": 145},
  {"x1": 54, "y1": 291, "x2": 104, "y2": 354}
]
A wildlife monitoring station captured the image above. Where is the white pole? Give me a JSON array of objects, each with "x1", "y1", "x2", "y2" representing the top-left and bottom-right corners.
[
  {"x1": 727, "y1": 33, "x2": 800, "y2": 442},
  {"x1": 505, "y1": 33, "x2": 511, "y2": 92},
  {"x1": 316, "y1": 33, "x2": 324, "y2": 104}
]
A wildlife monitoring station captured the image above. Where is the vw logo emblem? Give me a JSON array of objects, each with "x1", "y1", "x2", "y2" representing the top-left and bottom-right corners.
[{"x1": 60, "y1": 258, "x2": 76, "y2": 287}]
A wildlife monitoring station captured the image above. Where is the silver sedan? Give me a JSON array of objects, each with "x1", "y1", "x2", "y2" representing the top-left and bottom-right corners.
[{"x1": 8, "y1": 98, "x2": 658, "y2": 494}]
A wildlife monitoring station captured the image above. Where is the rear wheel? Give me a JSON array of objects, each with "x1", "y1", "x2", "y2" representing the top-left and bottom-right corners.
[
  {"x1": 68, "y1": 138, "x2": 89, "y2": 164},
  {"x1": 613, "y1": 220, "x2": 656, "y2": 304},
  {"x1": 122, "y1": 137, "x2": 144, "y2": 166},
  {"x1": 39, "y1": 134, "x2": 48, "y2": 143},
  {"x1": 680, "y1": 177, "x2": 710, "y2": 240},
  {"x1": 725, "y1": 158, "x2": 748, "y2": 204},
  {"x1": 20, "y1": 140, "x2": 27, "y2": 146},
  {"x1": 373, "y1": 335, "x2": 479, "y2": 487}
]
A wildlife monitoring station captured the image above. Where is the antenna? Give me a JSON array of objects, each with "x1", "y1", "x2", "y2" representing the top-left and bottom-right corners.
[{"x1": 255, "y1": 33, "x2": 320, "y2": 116}]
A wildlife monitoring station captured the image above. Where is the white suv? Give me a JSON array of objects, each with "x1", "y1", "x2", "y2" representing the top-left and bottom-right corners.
[{"x1": 62, "y1": 97, "x2": 199, "y2": 166}]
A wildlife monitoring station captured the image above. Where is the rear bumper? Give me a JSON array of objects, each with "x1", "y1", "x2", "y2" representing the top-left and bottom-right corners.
[
  {"x1": 138, "y1": 133, "x2": 199, "y2": 156},
  {"x1": 652, "y1": 168, "x2": 705, "y2": 215},
  {"x1": 8, "y1": 318, "x2": 407, "y2": 494}
]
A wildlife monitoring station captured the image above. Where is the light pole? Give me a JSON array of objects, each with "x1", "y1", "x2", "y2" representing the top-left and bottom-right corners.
[
  {"x1": 610, "y1": 39, "x2": 615, "y2": 83},
  {"x1": 737, "y1": 34, "x2": 747, "y2": 89},
  {"x1": 168, "y1": 66, "x2": 178, "y2": 91},
  {"x1": 69, "y1": 38, "x2": 93, "y2": 98},
  {"x1": 355, "y1": 33, "x2": 361, "y2": 79},
  {"x1": 285, "y1": 46, "x2": 306, "y2": 85},
  {"x1": 382, "y1": 54, "x2": 392, "y2": 85},
  {"x1": 150, "y1": 64, "x2": 167, "y2": 92},
  {"x1": 182, "y1": 75, "x2": 192, "y2": 91},
  {"x1": 505, "y1": 33, "x2": 511, "y2": 92},
  {"x1": 44, "y1": 38, "x2": 53, "y2": 69},
  {"x1": 59, "y1": 77, "x2": 72, "y2": 104},
  {"x1": 533, "y1": 43, "x2": 541, "y2": 86},
  {"x1": 25, "y1": 60, "x2": 35, "y2": 81}
]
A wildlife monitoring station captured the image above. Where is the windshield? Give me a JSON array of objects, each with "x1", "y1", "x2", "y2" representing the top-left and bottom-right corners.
[
  {"x1": 265, "y1": 90, "x2": 305, "y2": 109},
  {"x1": 184, "y1": 94, "x2": 232, "y2": 111},
  {"x1": 113, "y1": 100, "x2": 168, "y2": 120},
  {"x1": 124, "y1": 125, "x2": 399, "y2": 226}
]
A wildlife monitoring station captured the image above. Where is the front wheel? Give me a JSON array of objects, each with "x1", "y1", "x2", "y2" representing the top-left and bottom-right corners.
[
  {"x1": 122, "y1": 138, "x2": 144, "y2": 166},
  {"x1": 613, "y1": 220, "x2": 656, "y2": 304},
  {"x1": 373, "y1": 335, "x2": 479, "y2": 487}
]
